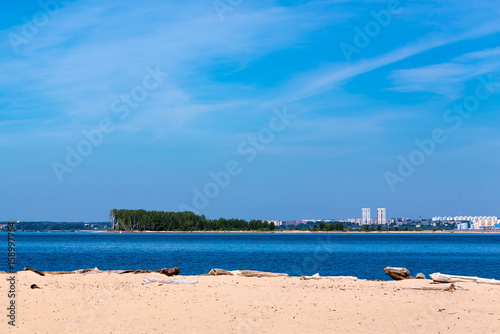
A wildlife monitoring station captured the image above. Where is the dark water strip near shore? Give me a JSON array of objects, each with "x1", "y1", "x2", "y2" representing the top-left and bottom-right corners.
[{"x1": 2, "y1": 232, "x2": 499, "y2": 280}]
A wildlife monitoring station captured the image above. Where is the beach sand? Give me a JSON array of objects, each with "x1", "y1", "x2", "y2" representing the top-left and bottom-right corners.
[{"x1": 1, "y1": 271, "x2": 499, "y2": 333}]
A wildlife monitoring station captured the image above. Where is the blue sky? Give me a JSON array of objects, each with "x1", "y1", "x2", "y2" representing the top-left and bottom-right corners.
[{"x1": 0, "y1": 0, "x2": 499, "y2": 222}]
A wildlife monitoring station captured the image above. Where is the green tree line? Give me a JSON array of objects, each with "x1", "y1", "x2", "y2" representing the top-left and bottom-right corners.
[
  {"x1": 0, "y1": 222, "x2": 110, "y2": 232},
  {"x1": 109, "y1": 209, "x2": 275, "y2": 231},
  {"x1": 312, "y1": 221, "x2": 346, "y2": 231}
]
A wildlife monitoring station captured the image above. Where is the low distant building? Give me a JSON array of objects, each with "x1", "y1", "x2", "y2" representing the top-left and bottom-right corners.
[
  {"x1": 285, "y1": 220, "x2": 306, "y2": 226},
  {"x1": 265, "y1": 220, "x2": 283, "y2": 226},
  {"x1": 461, "y1": 216, "x2": 497, "y2": 228},
  {"x1": 434, "y1": 216, "x2": 498, "y2": 229},
  {"x1": 344, "y1": 218, "x2": 362, "y2": 224},
  {"x1": 432, "y1": 216, "x2": 454, "y2": 221}
]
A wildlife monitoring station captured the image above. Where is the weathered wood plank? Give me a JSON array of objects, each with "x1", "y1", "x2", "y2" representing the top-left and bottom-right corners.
[
  {"x1": 22, "y1": 267, "x2": 180, "y2": 276},
  {"x1": 206, "y1": 268, "x2": 288, "y2": 277},
  {"x1": 384, "y1": 267, "x2": 414, "y2": 280},
  {"x1": 300, "y1": 273, "x2": 358, "y2": 280},
  {"x1": 24, "y1": 267, "x2": 45, "y2": 276},
  {"x1": 409, "y1": 284, "x2": 467, "y2": 291},
  {"x1": 142, "y1": 277, "x2": 197, "y2": 285},
  {"x1": 430, "y1": 273, "x2": 500, "y2": 285}
]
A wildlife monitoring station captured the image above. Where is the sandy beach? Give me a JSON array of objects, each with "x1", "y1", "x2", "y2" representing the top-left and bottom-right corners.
[{"x1": 1, "y1": 271, "x2": 499, "y2": 333}]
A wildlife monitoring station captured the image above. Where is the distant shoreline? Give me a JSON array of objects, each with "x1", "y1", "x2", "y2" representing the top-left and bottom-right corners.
[
  {"x1": 7, "y1": 230, "x2": 498, "y2": 234},
  {"x1": 108, "y1": 230, "x2": 500, "y2": 234}
]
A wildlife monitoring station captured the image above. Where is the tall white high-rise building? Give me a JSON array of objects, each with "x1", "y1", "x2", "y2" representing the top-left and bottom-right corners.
[
  {"x1": 362, "y1": 208, "x2": 371, "y2": 225},
  {"x1": 377, "y1": 208, "x2": 387, "y2": 225}
]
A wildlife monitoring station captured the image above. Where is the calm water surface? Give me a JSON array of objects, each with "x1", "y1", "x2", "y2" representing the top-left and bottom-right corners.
[{"x1": 2, "y1": 232, "x2": 499, "y2": 280}]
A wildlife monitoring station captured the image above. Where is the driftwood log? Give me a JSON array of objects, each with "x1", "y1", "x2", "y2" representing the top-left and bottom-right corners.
[
  {"x1": 142, "y1": 277, "x2": 198, "y2": 285},
  {"x1": 384, "y1": 267, "x2": 414, "y2": 280},
  {"x1": 206, "y1": 269, "x2": 233, "y2": 276},
  {"x1": 430, "y1": 273, "x2": 500, "y2": 285},
  {"x1": 206, "y1": 268, "x2": 288, "y2": 277},
  {"x1": 119, "y1": 268, "x2": 180, "y2": 276},
  {"x1": 24, "y1": 267, "x2": 45, "y2": 276},
  {"x1": 300, "y1": 273, "x2": 358, "y2": 280},
  {"x1": 409, "y1": 284, "x2": 466, "y2": 291},
  {"x1": 23, "y1": 267, "x2": 180, "y2": 276}
]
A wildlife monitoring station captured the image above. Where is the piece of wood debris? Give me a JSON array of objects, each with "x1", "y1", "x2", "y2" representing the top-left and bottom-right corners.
[
  {"x1": 206, "y1": 269, "x2": 288, "y2": 277},
  {"x1": 23, "y1": 267, "x2": 180, "y2": 276},
  {"x1": 141, "y1": 277, "x2": 198, "y2": 285},
  {"x1": 300, "y1": 273, "x2": 358, "y2": 280},
  {"x1": 409, "y1": 283, "x2": 468, "y2": 291},
  {"x1": 430, "y1": 273, "x2": 500, "y2": 285},
  {"x1": 24, "y1": 267, "x2": 45, "y2": 276},
  {"x1": 384, "y1": 267, "x2": 414, "y2": 280}
]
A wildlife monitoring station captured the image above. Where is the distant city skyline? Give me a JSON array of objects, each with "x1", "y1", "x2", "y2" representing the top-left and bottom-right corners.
[{"x1": 4, "y1": 212, "x2": 500, "y2": 227}]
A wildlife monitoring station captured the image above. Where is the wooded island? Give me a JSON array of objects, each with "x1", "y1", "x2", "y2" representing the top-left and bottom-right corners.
[{"x1": 109, "y1": 209, "x2": 276, "y2": 231}]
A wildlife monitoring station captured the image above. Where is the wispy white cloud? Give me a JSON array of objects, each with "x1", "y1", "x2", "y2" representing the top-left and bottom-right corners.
[
  {"x1": 455, "y1": 46, "x2": 500, "y2": 62},
  {"x1": 1, "y1": 0, "x2": 499, "y2": 146},
  {"x1": 0, "y1": 0, "x2": 344, "y2": 136},
  {"x1": 277, "y1": 23, "x2": 500, "y2": 104},
  {"x1": 388, "y1": 46, "x2": 500, "y2": 98}
]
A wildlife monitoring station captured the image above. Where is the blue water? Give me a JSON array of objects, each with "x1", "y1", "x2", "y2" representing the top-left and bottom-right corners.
[{"x1": 2, "y1": 232, "x2": 499, "y2": 280}]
